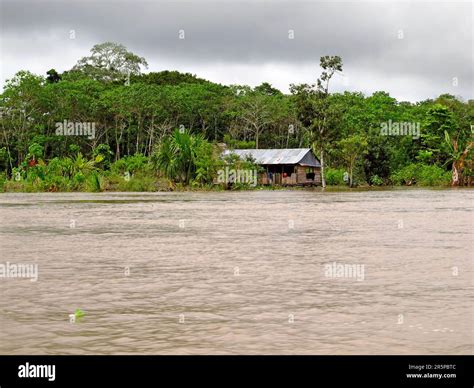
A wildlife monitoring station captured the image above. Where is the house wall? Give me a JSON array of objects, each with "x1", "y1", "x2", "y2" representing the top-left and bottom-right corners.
[
  {"x1": 295, "y1": 166, "x2": 321, "y2": 185},
  {"x1": 259, "y1": 165, "x2": 321, "y2": 186},
  {"x1": 314, "y1": 168, "x2": 322, "y2": 184}
]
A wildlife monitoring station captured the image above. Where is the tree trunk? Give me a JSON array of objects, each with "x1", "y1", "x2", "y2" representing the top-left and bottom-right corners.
[
  {"x1": 320, "y1": 149, "x2": 326, "y2": 188},
  {"x1": 349, "y1": 157, "x2": 355, "y2": 187},
  {"x1": 349, "y1": 166, "x2": 353, "y2": 187}
]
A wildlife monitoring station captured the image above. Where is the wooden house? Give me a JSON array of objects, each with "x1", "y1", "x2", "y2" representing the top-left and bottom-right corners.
[{"x1": 222, "y1": 148, "x2": 321, "y2": 186}]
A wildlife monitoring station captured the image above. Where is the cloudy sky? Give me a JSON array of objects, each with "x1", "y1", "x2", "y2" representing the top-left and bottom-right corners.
[{"x1": 1, "y1": 0, "x2": 472, "y2": 101}]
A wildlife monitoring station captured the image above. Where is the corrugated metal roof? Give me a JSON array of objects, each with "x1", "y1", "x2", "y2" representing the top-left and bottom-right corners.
[{"x1": 222, "y1": 148, "x2": 320, "y2": 167}]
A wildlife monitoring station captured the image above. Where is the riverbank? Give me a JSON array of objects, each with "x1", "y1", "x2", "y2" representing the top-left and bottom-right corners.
[{"x1": 0, "y1": 179, "x2": 458, "y2": 193}]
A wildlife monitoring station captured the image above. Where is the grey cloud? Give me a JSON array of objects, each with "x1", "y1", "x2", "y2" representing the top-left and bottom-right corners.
[{"x1": 1, "y1": 0, "x2": 472, "y2": 101}]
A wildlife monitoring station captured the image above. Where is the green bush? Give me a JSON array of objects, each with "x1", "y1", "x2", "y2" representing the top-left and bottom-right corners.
[
  {"x1": 0, "y1": 172, "x2": 6, "y2": 191},
  {"x1": 28, "y1": 143, "x2": 44, "y2": 160},
  {"x1": 26, "y1": 164, "x2": 46, "y2": 181},
  {"x1": 44, "y1": 175, "x2": 72, "y2": 191},
  {"x1": 417, "y1": 165, "x2": 451, "y2": 186},
  {"x1": 223, "y1": 134, "x2": 256, "y2": 149},
  {"x1": 111, "y1": 154, "x2": 149, "y2": 175},
  {"x1": 93, "y1": 144, "x2": 113, "y2": 170},
  {"x1": 390, "y1": 163, "x2": 450, "y2": 186},
  {"x1": 370, "y1": 174, "x2": 384, "y2": 186},
  {"x1": 86, "y1": 172, "x2": 105, "y2": 192},
  {"x1": 325, "y1": 168, "x2": 346, "y2": 185},
  {"x1": 0, "y1": 147, "x2": 9, "y2": 172}
]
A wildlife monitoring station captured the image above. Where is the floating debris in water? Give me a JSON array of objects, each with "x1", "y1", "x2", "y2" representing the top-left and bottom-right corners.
[{"x1": 69, "y1": 309, "x2": 85, "y2": 323}]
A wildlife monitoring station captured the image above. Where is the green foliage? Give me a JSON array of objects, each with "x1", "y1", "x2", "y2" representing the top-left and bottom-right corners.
[
  {"x1": 1, "y1": 43, "x2": 473, "y2": 190},
  {"x1": 28, "y1": 143, "x2": 44, "y2": 159},
  {"x1": 217, "y1": 153, "x2": 262, "y2": 189},
  {"x1": 370, "y1": 175, "x2": 384, "y2": 186},
  {"x1": 152, "y1": 129, "x2": 217, "y2": 185},
  {"x1": 390, "y1": 163, "x2": 451, "y2": 186},
  {"x1": 223, "y1": 134, "x2": 256, "y2": 149},
  {"x1": 93, "y1": 144, "x2": 113, "y2": 170},
  {"x1": 86, "y1": 172, "x2": 104, "y2": 192},
  {"x1": 416, "y1": 150, "x2": 434, "y2": 164},
  {"x1": 338, "y1": 134, "x2": 368, "y2": 186},
  {"x1": 111, "y1": 153, "x2": 149, "y2": 175},
  {"x1": 72, "y1": 42, "x2": 148, "y2": 83},
  {"x1": 325, "y1": 168, "x2": 346, "y2": 185},
  {"x1": 254, "y1": 82, "x2": 282, "y2": 96},
  {"x1": 0, "y1": 171, "x2": 7, "y2": 191},
  {"x1": 68, "y1": 144, "x2": 81, "y2": 156},
  {"x1": 46, "y1": 69, "x2": 61, "y2": 83},
  {"x1": 192, "y1": 139, "x2": 219, "y2": 186},
  {"x1": 131, "y1": 70, "x2": 213, "y2": 86},
  {"x1": 0, "y1": 147, "x2": 9, "y2": 168}
]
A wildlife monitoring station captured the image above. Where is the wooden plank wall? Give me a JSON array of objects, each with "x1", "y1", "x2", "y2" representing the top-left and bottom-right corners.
[{"x1": 259, "y1": 168, "x2": 321, "y2": 185}]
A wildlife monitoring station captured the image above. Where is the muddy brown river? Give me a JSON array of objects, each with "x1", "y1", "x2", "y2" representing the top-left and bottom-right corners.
[{"x1": 0, "y1": 189, "x2": 472, "y2": 354}]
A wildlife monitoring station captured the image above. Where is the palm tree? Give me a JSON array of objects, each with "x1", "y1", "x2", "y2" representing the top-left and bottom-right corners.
[
  {"x1": 70, "y1": 153, "x2": 96, "y2": 177},
  {"x1": 153, "y1": 129, "x2": 212, "y2": 185},
  {"x1": 152, "y1": 134, "x2": 180, "y2": 182},
  {"x1": 152, "y1": 129, "x2": 193, "y2": 184}
]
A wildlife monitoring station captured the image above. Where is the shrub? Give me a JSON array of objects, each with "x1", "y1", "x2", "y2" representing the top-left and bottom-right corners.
[
  {"x1": 390, "y1": 163, "x2": 450, "y2": 186},
  {"x1": 111, "y1": 154, "x2": 149, "y2": 175},
  {"x1": 370, "y1": 174, "x2": 384, "y2": 186},
  {"x1": 45, "y1": 175, "x2": 72, "y2": 192},
  {"x1": 325, "y1": 168, "x2": 346, "y2": 185},
  {"x1": 417, "y1": 165, "x2": 451, "y2": 186},
  {"x1": 223, "y1": 134, "x2": 256, "y2": 149},
  {"x1": 93, "y1": 144, "x2": 113, "y2": 170},
  {"x1": 28, "y1": 143, "x2": 44, "y2": 160},
  {"x1": 0, "y1": 172, "x2": 6, "y2": 191},
  {"x1": 86, "y1": 172, "x2": 105, "y2": 192}
]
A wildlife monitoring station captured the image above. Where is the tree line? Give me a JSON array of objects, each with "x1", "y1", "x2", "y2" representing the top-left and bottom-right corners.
[{"x1": 0, "y1": 42, "x2": 472, "y2": 191}]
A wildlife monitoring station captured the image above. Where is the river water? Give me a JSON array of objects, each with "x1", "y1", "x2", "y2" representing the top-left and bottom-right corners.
[{"x1": 0, "y1": 189, "x2": 472, "y2": 354}]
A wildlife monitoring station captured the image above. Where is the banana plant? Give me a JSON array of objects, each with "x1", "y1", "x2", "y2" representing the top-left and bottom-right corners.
[{"x1": 444, "y1": 130, "x2": 473, "y2": 186}]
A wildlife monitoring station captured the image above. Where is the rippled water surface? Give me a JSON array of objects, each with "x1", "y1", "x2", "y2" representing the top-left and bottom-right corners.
[{"x1": 0, "y1": 189, "x2": 472, "y2": 354}]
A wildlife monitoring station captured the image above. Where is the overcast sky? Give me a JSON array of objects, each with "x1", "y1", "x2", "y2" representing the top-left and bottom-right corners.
[{"x1": 1, "y1": 0, "x2": 472, "y2": 102}]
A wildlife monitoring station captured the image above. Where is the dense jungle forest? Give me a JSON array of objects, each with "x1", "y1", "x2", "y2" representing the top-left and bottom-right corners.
[{"x1": 1, "y1": 42, "x2": 472, "y2": 191}]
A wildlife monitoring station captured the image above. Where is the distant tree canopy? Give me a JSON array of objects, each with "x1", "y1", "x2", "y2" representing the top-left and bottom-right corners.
[
  {"x1": 46, "y1": 69, "x2": 61, "y2": 83},
  {"x1": 130, "y1": 70, "x2": 212, "y2": 86},
  {"x1": 71, "y1": 42, "x2": 148, "y2": 83},
  {"x1": 0, "y1": 42, "x2": 473, "y2": 187}
]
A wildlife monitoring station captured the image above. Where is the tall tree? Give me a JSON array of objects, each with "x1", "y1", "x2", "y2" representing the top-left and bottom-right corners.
[
  {"x1": 314, "y1": 55, "x2": 343, "y2": 188},
  {"x1": 338, "y1": 134, "x2": 368, "y2": 187},
  {"x1": 72, "y1": 42, "x2": 148, "y2": 83},
  {"x1": 231, "y1": 88, "x2": 278, "y2": 149},
  {"x1": 290, "y1": 56, "x2": 343, "y2": 187}
]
